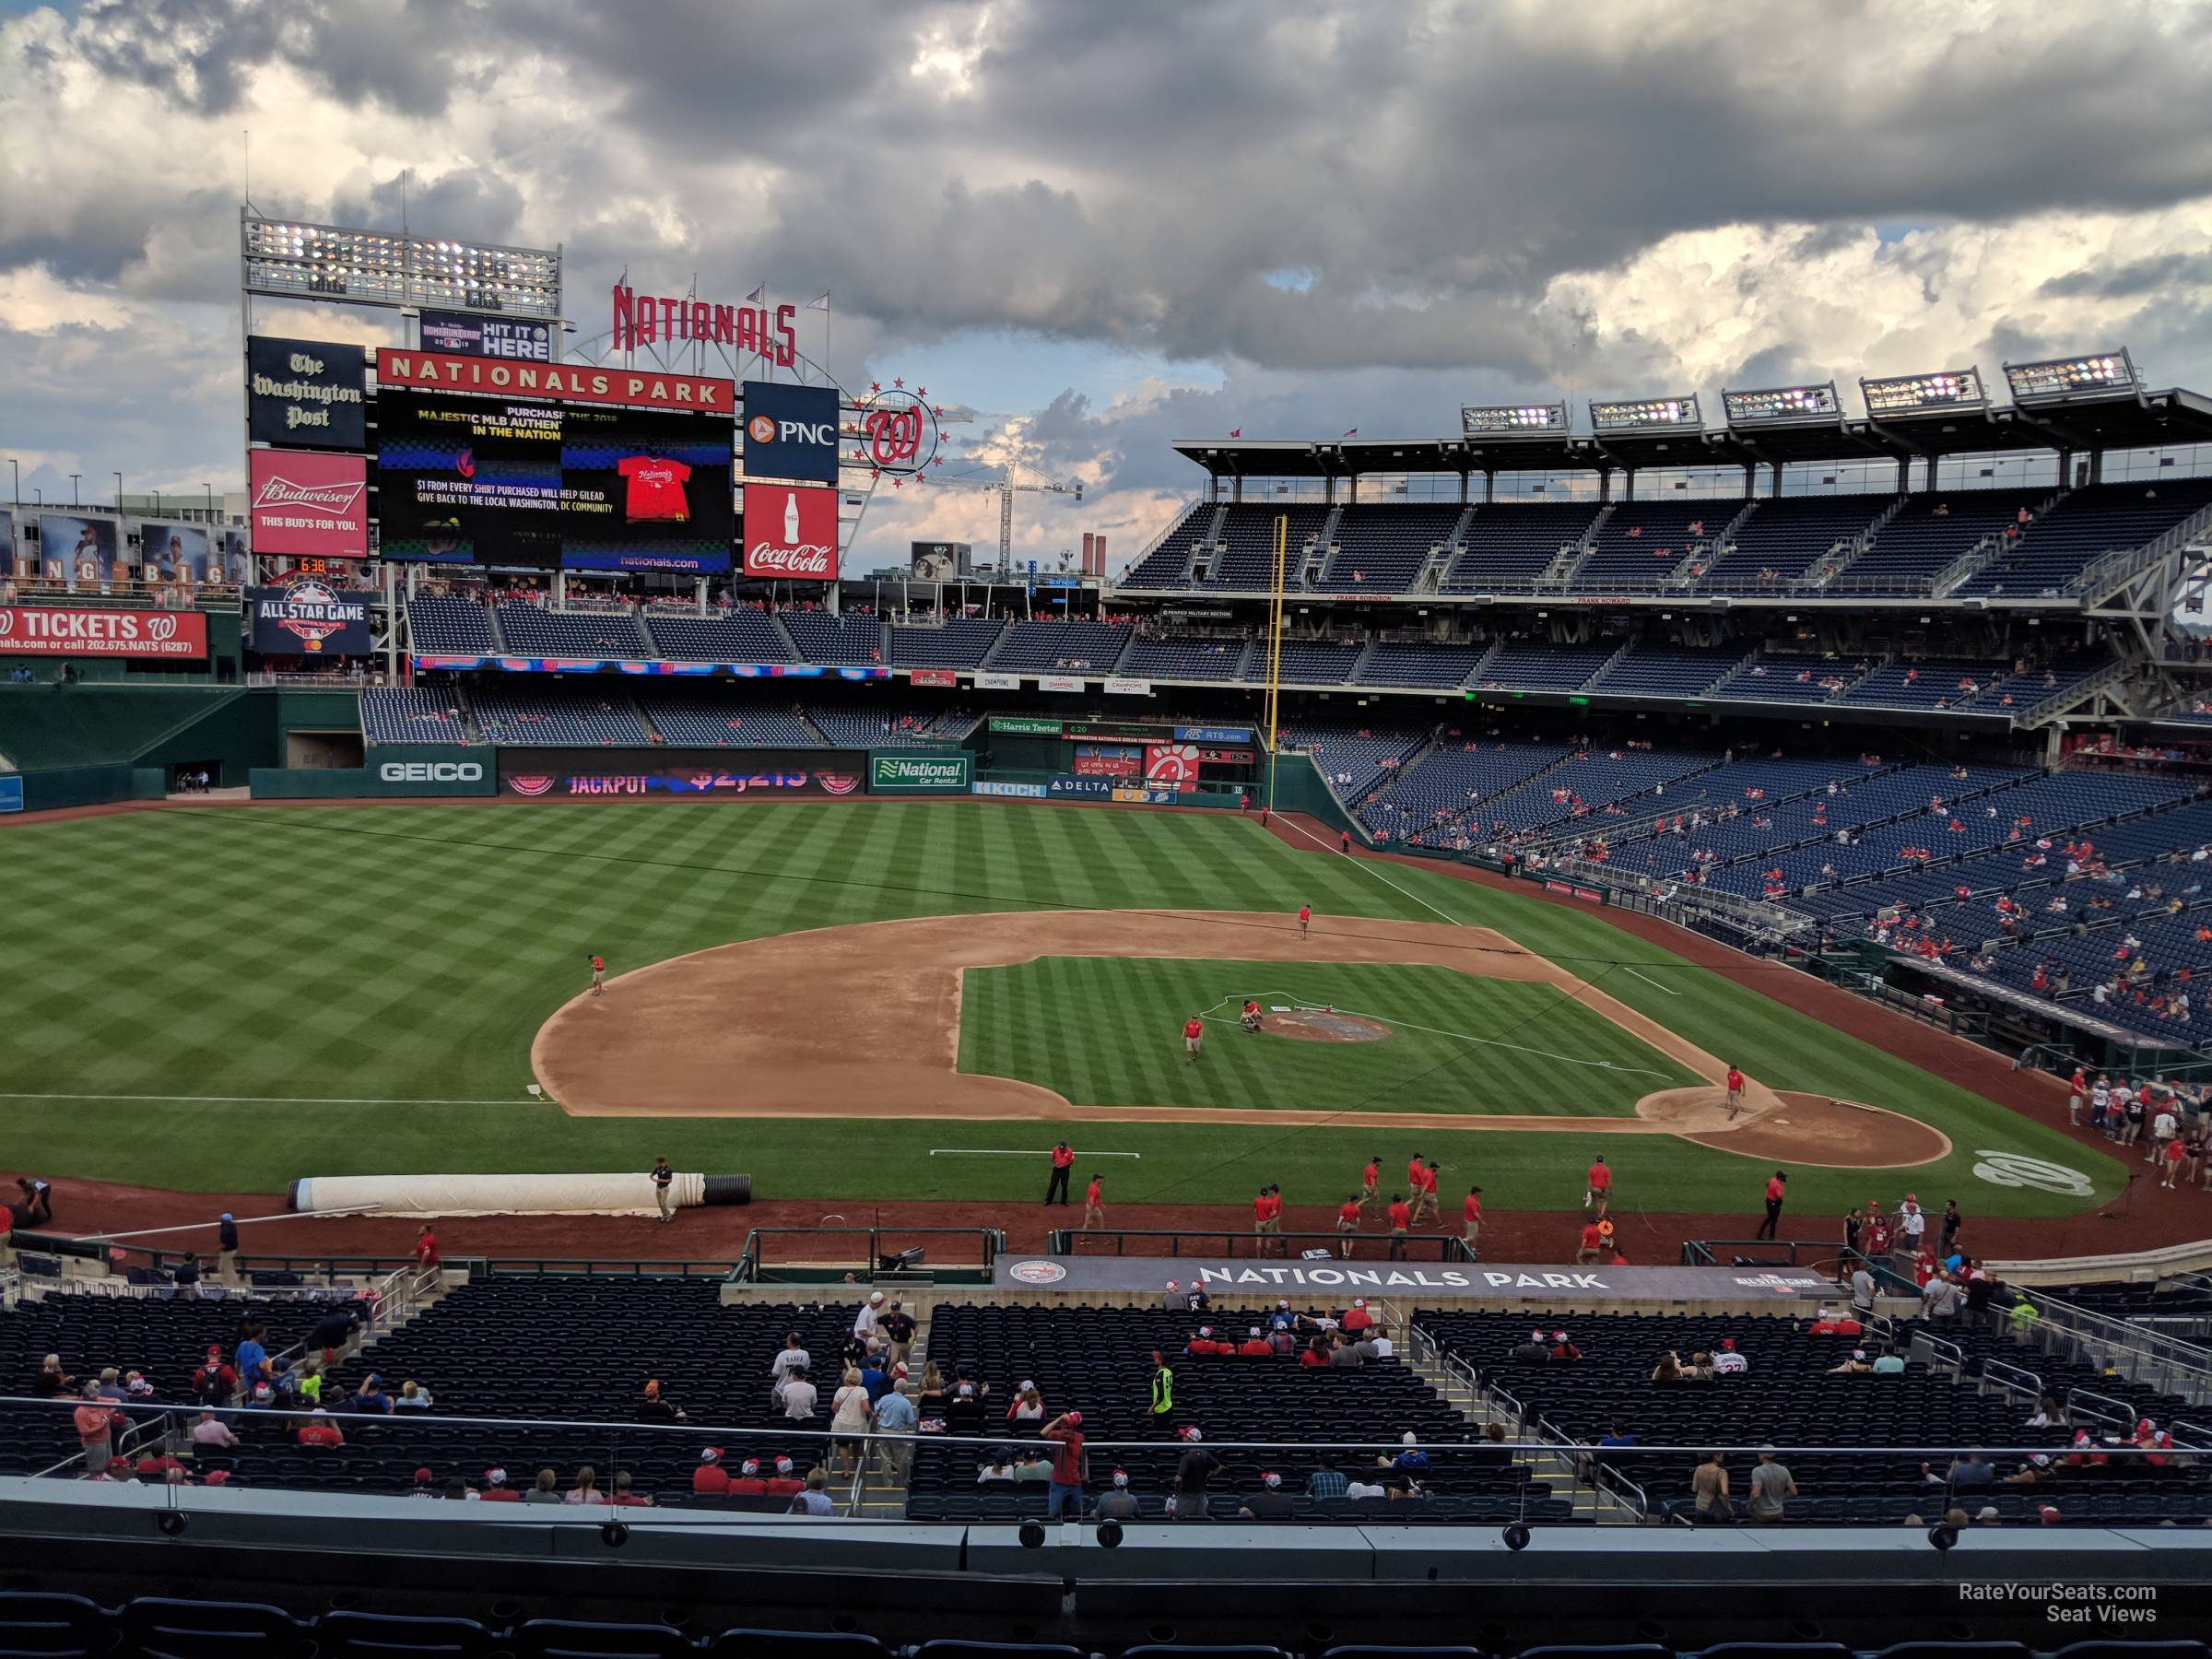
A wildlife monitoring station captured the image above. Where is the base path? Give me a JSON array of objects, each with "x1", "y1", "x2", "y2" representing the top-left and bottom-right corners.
[{"x1": 532, "y1": 909, "x2": 1942, "y2": 1163}]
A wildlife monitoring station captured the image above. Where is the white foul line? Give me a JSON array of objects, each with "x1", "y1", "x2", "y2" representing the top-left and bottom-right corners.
[
  {"x1": 927, "y1": 1148, "x2": 1143, "y2": 1159},
  {"x1": 1268, "y1": 813, "x2": 1468, "y2": 926},
  {"x1": 1618, "y1": 966, "x2": 1681, "y2": 995}
]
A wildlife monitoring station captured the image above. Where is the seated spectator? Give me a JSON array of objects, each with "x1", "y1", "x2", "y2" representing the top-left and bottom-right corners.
[
  {"x1": 1344, "y1": 1472, "x2": 1387, "y2": 1500},
  {"x1": 2027, "y1": 1394, "x2": 2067, "y2": 1429},
  {"x1": 1339, "y1": 1300, "x2": 1375, "y2": 1335},
  {"x1": 1305, "y1": 1457, "x2": 1348, "y2": 1499},
  {"x1": 522, "y1": 1469, "x2": 562, "y2": 1504},
  {"x1": 1652, "y1": 1351, "x2": 1683, "y2": 1383},
  {"x1": 1828, "y1": 1348, "x2": 1875, "y2": 1375},
  {"x1": 726, "y1": 1459, "x2": 768, "y2": 1497},
  {"x1": 1093, "y1": 1469, "x2": 1141, "y2": 1521},
  {"x1": 1238, "y1": 1471, "x2": 1297, "y2": 1520},
  {"x1": 565, "y1": 1465, "x2": 607, "y2": 1505},
  {"x1": 480, "y1": 1467, "x2": 519, "y2": 1502},
  {"x1": 976, "y1": 1453, "x2": 1017, "y2": 1484},
  {"x1": 1184, "y1": 1326, "x2": 1230, "y2": 1357},
  {"x1": 694, "y1": 1448, "x2": 732, "y2": 1495},
  {"x1": 1681, "y1": 1351, "x2": 1715, "y2": 1381},
  {"x1": 1378, "y1": 1431, "x2": 1430, "y2": 1471},
  {"x1": 354, "y1": 1373, "x2": 394, "y2": 1414},
  {"x1": 1299, "y1": 1337, "x2": 1330, "y2": 1368},
  {"x1": 1948, "y1": 1453, "x2": 1995, "y2": 1489},
  {"x1": 1011, "y1": 1452, "x2": 1053, "y2": 1483},
  {"x1": 395, "y1": 1381, "x2": 432, "y2": 1410},
  {"x1": 33, "y1": 1354, "x2": 76, "y2": 1397},
  {"x1": 1235, "y1": 1326, "x2": 1275, "y2": 1357},
  {"x1": 295, "y1": 1409, "x2": 344, "y2": 1449},
  {"x1": 611, "y1": 1471, "x2": 652, "y2": 1507},
  {"x1": 406, "y1": 1468, "x2": 435, "y2": 1500},
  {"x1": 1006, "y1": 1382, "x2": 1047, "y2": 1424},
  {"x1": 1806, "y1": 1307, "x2": 1862, "y2": 1336},
  {"x1": 790, "y1": 1468, "x2": 837, "y2": 1516},
  {"x1": 779, "y1": 1367, "x2": 818, "y2": 1421},
  {"x1": 763, "y1": 1457, "x2": 805, "y2": 1499},
  {"x1": 190, "y1": 1410, "x2": 238, "y2": 1450},
  {"x1": 637, "y1": 1379, "x2": 687, "y2": 1422},
  {"x1": 1511, "y1": 1330, "x2": 1552, "y2": 1365},
  {"x1": 1711, "y1": 1338, "x2": 1747, "y2": 1375},
  {"x1": 2003, "y1": 1454, "x2": 2057, "y2": 1487},
  {"x1": 1871, "y1": 1351, "x2": 1906, "y2": 1375},
  {"x1": 1548, "y1": 1329, "x2": 1582, "y2": 1362}
]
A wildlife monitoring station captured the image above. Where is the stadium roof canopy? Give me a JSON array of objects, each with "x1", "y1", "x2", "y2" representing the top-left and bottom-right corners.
[{"x1": 1172, "y1": 383, "x2": 2212, "y2": 480}]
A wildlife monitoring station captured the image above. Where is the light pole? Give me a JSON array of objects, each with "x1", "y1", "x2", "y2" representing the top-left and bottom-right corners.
[
  {"x1": 68, "y1": 474, "x2": 81, "y2": 507},
  {"x1": 204, "y1": 483, "x2": 214, "y2": 521},
  {"x1": 113, "y1": 471, "x2": 124, "y2": 512},
  {"x1": 6, "y1": 457, "x2": 16, "y2": 507}
]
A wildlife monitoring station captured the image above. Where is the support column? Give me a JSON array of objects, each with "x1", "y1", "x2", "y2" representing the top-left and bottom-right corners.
[
  {"x1": 1484, "y1": 470, "x2": 1495, "y2": 504},
  {"x1": 1231, "y1": 476, "x2": 1243, "y2": 503}
]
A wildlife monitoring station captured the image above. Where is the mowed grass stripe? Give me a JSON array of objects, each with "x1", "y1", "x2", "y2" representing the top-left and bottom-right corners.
[{"x1": 958, "y1": 959, "x2": 1695, "y2": 1115}]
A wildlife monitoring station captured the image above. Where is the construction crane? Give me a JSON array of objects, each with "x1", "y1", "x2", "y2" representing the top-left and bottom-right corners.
[{"x1": 925, "y1": 456, "x2": 1084, "y2": 570}]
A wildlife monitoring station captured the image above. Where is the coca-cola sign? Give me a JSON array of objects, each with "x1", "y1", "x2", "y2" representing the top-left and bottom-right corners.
[
  {"x1": 742, "y1": 482, "x2": 837, "y2": 581},
  {"x1": 248, "y1": 450, "x2": 370, "y2": 558}
]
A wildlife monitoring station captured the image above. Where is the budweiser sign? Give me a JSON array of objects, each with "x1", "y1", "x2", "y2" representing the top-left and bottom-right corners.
[
  {"x1": 248, "y1": 451, "x2": 370, "y2": 558},
  {"x1": 742, "y1": 483, "x2": 837, "y2": 581},
  {"x1": 0, "y1": 606, "x2": 208, "y2": 659}
]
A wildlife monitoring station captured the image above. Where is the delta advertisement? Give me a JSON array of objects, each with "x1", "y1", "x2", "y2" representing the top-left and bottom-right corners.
[
  {"x1": 249, "y1": 582, "x2": 373, "y2": 654},
  {"x1": 741, "y1": 482, "x2": 837, "y2": 580},
  {"x1": 249, "y1": 451, "x2": 371, "y2": 558},
  {"x1": 0, "y1": 606, "x2": 207, "y2": 659},
  {"x1": 500, "y1": 747, "x2": 864, "y2": 799},
  {"x1": 867, "y1": 751, "x2": 973, "y2": 794},
  {"x1": 1048, "y1": 776, "x2": 1116, "y2": 798},
  {"x1": 138, "y1": 521, "x2": 212, "y2": 584},
  {"x1": 37, "y1": 514, "x2": 121, "y2": 583},
  {"x1": 742, "y1": 381, "x2": 839, "y2": 484},
  {"x1": 246, "y1": 336, "x2": 367, "y2": 449},
  {"x1": 418, "y1": 311, "x2": 554, "y2": 361}
]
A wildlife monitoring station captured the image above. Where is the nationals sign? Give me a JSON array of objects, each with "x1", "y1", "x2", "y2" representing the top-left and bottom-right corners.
[
  {"x1": 249, "y1": 451, "x2": 370, "y2": 558},
  {"x1": 376, "y1": 348, "x2": 735, "y2": 413},
  {"x1": 0, "y1": 606, "x2": 207, "y2": 659},
  {"x1": 610, "y1": 282, "x2": 796, "y2": 366},
  {"x1": 742, "y1": 483, "x2": 837, "y2": 581}
]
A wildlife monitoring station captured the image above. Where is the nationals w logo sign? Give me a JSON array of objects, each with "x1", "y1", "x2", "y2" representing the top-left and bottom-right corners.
[{"x1": 854, "y1": 386, "x2": 940, "y2": 477}]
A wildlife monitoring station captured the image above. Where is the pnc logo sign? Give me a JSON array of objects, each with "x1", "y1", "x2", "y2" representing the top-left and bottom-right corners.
[
  {"x1": 741, "y1": 381, "x2": 839, "y2": 484},
  {"x1": 379, "y1": 761, "x2": 485, "y2": 784}
]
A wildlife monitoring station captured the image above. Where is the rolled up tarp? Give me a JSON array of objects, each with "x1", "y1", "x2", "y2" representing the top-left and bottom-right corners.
[{"x1": 287, "y1": 1171, "x2": 712, "y2": 1218}]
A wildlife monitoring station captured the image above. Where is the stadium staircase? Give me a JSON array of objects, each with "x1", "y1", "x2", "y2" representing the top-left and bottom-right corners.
[
  {"x1": 1409, "y1": 507, "x2": 1477, "y2": 594},
  {"x1": 1796, "y1": 495, "x2": 1909, "y2": 590},
  {"x1": 797, "y1": 708, "x2": 834, "y2": 747},
  {"x1": 1662, "y1": 500, "x2": 1758, "y2": 587},
  {"x1": 1931, "y1": 487, "x2": 2069, "y2": 598},
  {"x1": 1540, "y1": 503, "x2": 1613, "y2": 588}
]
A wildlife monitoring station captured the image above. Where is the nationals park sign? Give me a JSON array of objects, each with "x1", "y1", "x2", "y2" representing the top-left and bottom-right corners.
[{"x1": 994, "y1": 1255, "x2": 1834, "y2": 1306}]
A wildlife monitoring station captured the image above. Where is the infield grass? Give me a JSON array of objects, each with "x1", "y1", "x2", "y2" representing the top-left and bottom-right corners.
[
  {"x1": 959, "y1": 959, "x2": 1696, "y2": 1114},
  {"x1": 0, "y1": 798, "x2": 2124, "y2": 1218}
]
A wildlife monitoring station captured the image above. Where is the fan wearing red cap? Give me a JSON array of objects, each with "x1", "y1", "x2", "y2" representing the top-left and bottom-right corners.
[
  {"x1": 1548, "y1": 1330, "x2": 1582, "y2": 1362},
  {"x1": 692, "y1": 1447, "x2": 731, "y2": 1496},
  {"x1": 1041, "y1": 1412, "x2": 1088, "y2": 1519},
  {"x1": 763, "y1": 1456, "x2": 804, "y2": 1497},
  {"x1": 1239, "y1": 1469, "x2": 1297, "y2": 1520},
  {"x1": 480, "y1": 1467, "x2": 519, "y2": 1502}
]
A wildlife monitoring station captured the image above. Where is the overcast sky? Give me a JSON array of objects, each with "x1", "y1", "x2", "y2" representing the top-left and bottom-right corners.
[{"x1": 3, "y1": 0, "x2": 2210, "y2": 571}]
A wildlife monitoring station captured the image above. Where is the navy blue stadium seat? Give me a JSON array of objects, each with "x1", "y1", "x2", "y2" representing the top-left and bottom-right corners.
[
  {"x1": 116, "y1": 1598, "x2": 312, "y2": 1659},
  {"x1": 312, "y1": 1609, "x2": 502, "y2": 1657},
  {"x1": 1698, "y1": 1647, "x2": 1851, "y2": 1659},
  {"x1": 1319, "y1": 1647, "x2": 1483, "y2": 1659},
  {"x1": 909, "y1": 1643, "x2": 1086, "y2": 1659},
  {"x1": 512, "y1": 1620, "x2": 698, "y2": 1659},
  {"x1": 1516, "y1": 1647, "x2": 1674, "y2": 1659},
  {"x1": 0, "y1": 1590, "x2": 117, "y2": 1658},
  {"x1": 1124, "y1": 1649, "x2": 1290, "y2": 1659},
  {"x1": 2049, "y1": 1646, "x2": 2212, "y2": 1659},
  {"x1": 1867, "y1": 1645, "x2": 2031, "y2": 1659}
]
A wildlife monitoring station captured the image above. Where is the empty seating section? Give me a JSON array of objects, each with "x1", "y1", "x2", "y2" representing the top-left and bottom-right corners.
[
  {"x1": 406, "y1": 594, "x2": 500, "y2": 654},
  {"x1": 1319, "y1": 505, "x2": 1464, "y2": 592},
  {"x1": 1575, "y1": 500, "x2": 1725, "y2": 589},
  {"x1": 1467, "y1": 749, "x2": 1720, "y2": 839},
  {"x1": 1585, "y1": 646, "x2": 1745, "y2": 698},
  {"x1": 0, "y1": 1293, "x2": 329, "y2": 1475},
  {"x1": 804, "y1": 705, "x2": 964, "y2": 747},
  {"x1": 910, "y1": 1302, "x2": 1562, "y2": 1524},
  {"x1": 469, "y1": 689, "x2": 646, "y2": 747},
  {"x1": 1958, "y1": 478, "x2": 2212, "y2": 597},
  {"x1": 1279, "y1": 720, "x2": 1430, "y2": 800},
  {"x1": 782, "y1": 611, "x2": 886, "y2": 665},
  {"x1": 1471, "y1": 641, "x2": 1617, "y2": 692},
  {"x1": 1204, "y1": 505, "x2": 1330, "y2": 588},
  {"x1": 1359, "y1": 742, "x2": 1569, "y2": 842},
  {"x1": 359, "y1": 687, "x2": 477, "y2": 746},
  {"x1": 1697, "y1": 496, "x2": 1887, "y2": 590},
  {"x1": 984, "y1": 621, "x2": 1132, "y2": 673},
  {"x1": 639, "y1": 698, "x2": 819, "y2": 748},
  {"x1": 1358, "y1": 641, "x2": 1492, "y2": 688},
  {"x1": 644, "y1": 610, "x2": 796, "y2": 663},
  {"x1": 1835, "y1": 658, "x2": 2017, "y2": 711},
  {"x1": 1441, "y1": 501, "x2": 1601, "y2": 589},
  {"x1": 889, "y1": 618, "x2": 1007, "y2": 666},
  {"x1": 1115, "y1": 635, "x2": 1252, "y2": 680},
  {"x1": 1843, "y1": 489, "x2": 2043, "y2": 589},
  {"x1": 1420, "y1": 1308, "x2": 2210, "y2": 1527},
  {"x1": 1117, "y1": 502, "x2": 1210, "y2": 587},
  {"x1": 1260, "y1": 640, "x2": 1366, "y2": 684},
  {"x1": 493, "y1": 605, "x2": 654, "y2": 659}
]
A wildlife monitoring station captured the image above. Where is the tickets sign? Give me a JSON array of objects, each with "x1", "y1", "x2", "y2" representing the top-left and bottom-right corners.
[{"x1": 0, "y1": 606, "x2": 207, "y2": 658}]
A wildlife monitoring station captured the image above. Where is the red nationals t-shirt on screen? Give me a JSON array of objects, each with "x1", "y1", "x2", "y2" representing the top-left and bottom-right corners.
[{"x1": 617, "y1": 455, "x2": 693, "y2": 522}]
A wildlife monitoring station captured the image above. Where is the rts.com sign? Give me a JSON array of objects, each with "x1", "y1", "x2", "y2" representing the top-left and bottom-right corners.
[{"x1": 869, "y1": 753, "x2": 972, "y2": 794}]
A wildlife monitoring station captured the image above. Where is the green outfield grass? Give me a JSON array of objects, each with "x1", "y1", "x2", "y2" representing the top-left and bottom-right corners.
[
  {"x1": 0, "y1": 798, "x2": 2124, "y2": 1218},
  {"x1": 959, "y1": 958, "x2": 1696, "y2": 1114}
]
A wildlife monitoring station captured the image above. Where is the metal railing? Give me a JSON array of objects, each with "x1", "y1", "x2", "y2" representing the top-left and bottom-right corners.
[
  {"x1": 2015, "y1": 1291, "x2": 2212, "y2": 1407},
  {"x1": 733, "y1": 1227, "x2": 1006, "y2": 1285}
]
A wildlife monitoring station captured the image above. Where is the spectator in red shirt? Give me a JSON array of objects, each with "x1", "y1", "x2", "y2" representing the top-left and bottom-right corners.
[
  {"x1": 1385, "y1": 1195, "x2": 1412, "y2": 1259},
  {"x1": 480, "y1": 1467, "x2": 520, "y2": 1501},
  {"x1": 693, "y1": 1448, "x2": 732, "y2": 1496},
  {"x1": 727, "y1": 1459, "x2": 768, "y2": 1496},
  {"x1": 73, "y1": 1384, "x2": 116, "y2": 1477},
  {"x1": 1576, "y1": 1221, "x2": 1605, "y2": 1265},
  {"x1": 763, "y1": 1456, "x2": 805, "y2": 1497},
  {"x1": 415, "y1": 1227, "x2": 441, "y2": 1276},
  {"x1": 296, "y1": 1410, "x2": 345, "y2": 1448},
  {"x1": 1041, "y1": 1412, "x2": 1088, "y2": 1519},
  {"x1": 1184, "y1": 1326, "x2": 1230, "y2": 1357},
  {"x1": 1340, "y1": 1300, "x2": 1375, "y2": 1335},
  {"x1": 1235, "y1": 1326, "x2": 1274, "y2": 1358},
  {"x1": 611, "y1": 1471, "x2": 653, "y2": 1507}
]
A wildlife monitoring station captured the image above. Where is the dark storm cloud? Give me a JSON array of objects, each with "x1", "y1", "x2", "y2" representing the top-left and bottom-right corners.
[{"x1": 2040, "y1": 253, "x2": 2212, "y2": 301}]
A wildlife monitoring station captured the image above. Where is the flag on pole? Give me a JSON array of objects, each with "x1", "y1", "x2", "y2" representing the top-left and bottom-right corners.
[
  {"x1": 806, "y1": 293, "x2": 830, "y2": 311},
  {"x1": 746, "y1": 284, "x2": 765, "y2": 303},
  {"x1": 1229, "y1": 428, "x2": 1241, "y2": 438},
  {"x1": 1342, "y1": 427, "x2": 1359, "y2": 438}
]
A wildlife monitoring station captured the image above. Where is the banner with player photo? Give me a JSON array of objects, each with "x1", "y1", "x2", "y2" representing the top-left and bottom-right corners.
[
  {"x1": 38, "y1": 514, "x2": 121, "y2": 584},
  {"x1": 138, "y1": 521, "x2": 212, "y2": 585}
]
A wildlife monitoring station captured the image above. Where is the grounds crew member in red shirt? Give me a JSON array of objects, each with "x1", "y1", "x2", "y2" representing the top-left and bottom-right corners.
[
  {"x1": 1576, "y1": 1219, "x2": 1605, "y2": 1265},
  {"x1": 1756, "y1": 1169, "x2": 1788, "y2": 1241},
  {"x1": 1184, "y1": 1014, "x2": 1205, "y2": 1060},
  {"x1": 1359, "y1": 1156, "x2": 1382, "y2": 1212},
  {"x1": 1241, "y1": 998, "x2": 1264, "y2": 1033},
  {"x1": 590, "y1": 952, "x2": 606, "y2": 997},
  {"x1": 1584, "y1": 1156, "x2": 1612, "y2": 1216},
  {"x1": 1724, "y1": 1065, "x2": 1747, "y2": 1120},
  {"x1": 1299, "y1": 903, "x2": 1312, "y2": 940},
  {"x1": 1335, "y1": 1194, "x2": 1361, "y2": 1258},
  {"x1": 1462, "y1": 1185, "x2": 1484, "y2": 1254},
  {"x1": 1385, "y1": 1194, "x2": 1412, "y2": 1259},
  {"x1": 414, "y1": 1226, "x2": 440, "y2": 1278},
  {"x1": 1083, "y1": 1173, "x2": 1104, "y2": 1229},
  {"x1": 1414, "y1": 1159, "x2": 1441, "y2": 1224},
  {"x1": 1045, "y1": 1142, "x2": 1075, "y2": 1206}
]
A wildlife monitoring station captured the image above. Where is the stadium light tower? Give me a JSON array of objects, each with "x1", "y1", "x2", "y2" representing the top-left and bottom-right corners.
[
  {"x1": 1589, "y1": 394, "x2": 1701, "y2": 431},
  {"x1": 2004, "y1": 349, "x2": 2139, "y2": 403},
  {"x1": 1722, "y1": 382, "x2": 1841, "y2": 427},
  {"x1": 1860, "y1": 367, "x2": 1988, "y2": 416},
  {"x1": 1462, "y1": 401, "x2": 1569, "y2": 434}
]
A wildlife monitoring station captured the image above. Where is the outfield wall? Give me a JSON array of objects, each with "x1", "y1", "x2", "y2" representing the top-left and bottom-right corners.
[{"x1": 6, "y1": 762, "x2": 166, "y2": 812}]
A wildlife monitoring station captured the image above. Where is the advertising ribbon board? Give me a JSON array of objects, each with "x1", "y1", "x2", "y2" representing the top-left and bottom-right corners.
[
  {"x1": 972, "y1": 779, "x2": 1048, "y2": 798},
  {"x1": 868, "y1": 751, "x2": 973, "y2": 794},
  {"x1": 988, "y1": 716, "x2": 1063, "y2": 735},
  {"x1": 973, "y1": 671, "x2": 1021, "y2": 691},
  {"x1": 1103, "y1": 677, "x2": 1152, "y2": 696},
  {"x1": 908, "y1": 668, "x2": 958, "y2": 688},
  {"x1": 1175, "y1": 724, "x2": 1253, "y2": 745},
  {"x1": 1049, "y1": 776, "x2": 1116, "y2": 798},
  {"x1": 993, "y1": 1255, "x2": 1835, "y2": 1303},
  {"x1": 1111, "y1": 786, "x2": 1186, "y2": 806},
  {"x1": 0, "y1": 606, "x2": 207, "y2": 659},
  {"x1": 1037, "y1": 675, "x2": 1085, "y2": 693}
]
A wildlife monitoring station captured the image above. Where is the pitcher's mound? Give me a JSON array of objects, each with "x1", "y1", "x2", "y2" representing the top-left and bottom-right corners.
[
  {"x1": 1264, "y1": 1008, "x2": 1393, "y2": 1043},
  {"x1": 1639, "y1": 1086, "x2": 1950, "y2": 1168}
]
